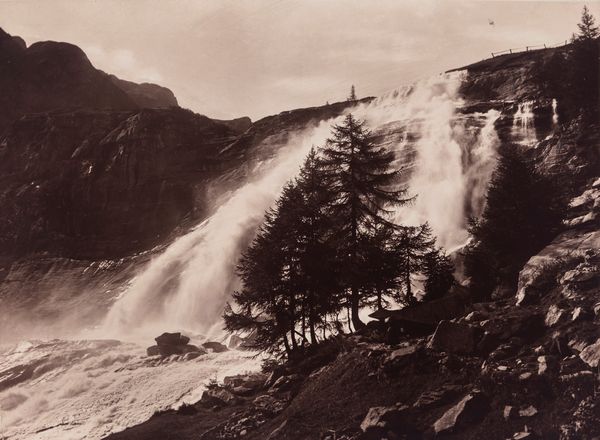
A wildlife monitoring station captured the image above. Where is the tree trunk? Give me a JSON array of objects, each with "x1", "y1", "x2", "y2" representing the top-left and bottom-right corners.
[
  {"x1": 308, "y1": 296, "x2": 318, "y2": 344},
  {"x1": 351, "y1": 286, "x2": 364, "y2": 330},
  {"x1": 283, "y1": 333, "x2": 291, "y2": 358}
]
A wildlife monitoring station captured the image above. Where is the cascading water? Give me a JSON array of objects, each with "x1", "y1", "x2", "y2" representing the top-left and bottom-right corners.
[
  {"x1": 104, "y1": 71, "x2": 501, "y2": 338},
  {"x1": 101, "y1": 120, "x2": 342, "y2": 339},
  {"x1": 512, "y1": 100, "x2": 537, "y2": 145},
  {"x1": 552, "y1": 98, "x2": 559, "y2": 125},
  {"x1": 0, "y1": 72, "x2": 505, "y2": 440},
  {"x1": 354, "y1": 74, "x2": 499, "y2": 252}
]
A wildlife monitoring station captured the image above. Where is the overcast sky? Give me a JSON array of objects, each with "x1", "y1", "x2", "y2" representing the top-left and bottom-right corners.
[{"x1": 0, "y1": 0, "x2": 597, "y2": 120}]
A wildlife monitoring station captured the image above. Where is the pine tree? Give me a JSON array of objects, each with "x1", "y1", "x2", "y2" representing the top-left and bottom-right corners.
[
  {"x1": 321, "y1": 114, "x2": 409, "y2": 328},
  {"x1": 464, "y1": 145, "x2": 568, "y2": 300},
  {"x1": 294, "y1": 148, "x2": 340, "y2": 343},
  {"x1": 348, "y1": 85, "x2": 357, "y2": 101},
  {"x1": 577, "y1": 5, "x2": 599, "y2": 40},
  {"x1": 224, "y1": 181, "x2": 307, "y2": 356},
  {"x1": 422, "y1": 248, "x2": 455, "y2": 302},
  {"x1": 390, "y1": 224, "x2": 435, "y2": 305}
]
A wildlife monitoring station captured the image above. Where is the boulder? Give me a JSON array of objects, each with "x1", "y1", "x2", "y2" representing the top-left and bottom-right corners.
[
  {"x1": 202, "y1": 341, "x2": 229, "y2": 353},
  {"x1": 360, "y1": 404, "x2": 409, "y2": 439},
  {"x1": 544, "y1": 305, "x2": 566, "y2": 327},
  {"x1": 269, "y1": 374, "x2": 303, "y2": 394},
  {"x1": 579, "y1": 338, "x2": 600, "y2": 368},
  {"x1": 200, "y1": 387, "x2": 240, "y2": 407},
  {"x1": 413, "y1": 384, "x2": 462, "y2": 409},
  {"x1": 253, "y1": 394, "x2": 286, "y2": 414},
  {"x1": 433, "y1": 391, "x2": 489, "y2": 435},
  {"x1": 519, "y1": 405, "x2": 538, "y2": 417},
  {"x1": 155, "y1": 332, "x2": 190, "y2": 346},
  {"x1": 428, "y1": 321, "x2": 480, "y2": 354},
  {"x1": 228, "y1": 334, "x2": 245, "y2": 349},
  {"x1": 516, "y1": 230, "x2": 600, "y2": 305},
  {"x1": 146, "y1": 344, "x2": 205, "y2": 357},
  {"x1": 224, "y1": 373, "x2": 267, "y2": 392},
  {"x1": 503, "y1": 405, "x2": 516, "y2": 420}
]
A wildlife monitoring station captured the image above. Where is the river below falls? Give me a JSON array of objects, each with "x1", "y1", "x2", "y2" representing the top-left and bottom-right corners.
[{"x1": 0, "y1": 338, "x2": 260, "y2": 440}]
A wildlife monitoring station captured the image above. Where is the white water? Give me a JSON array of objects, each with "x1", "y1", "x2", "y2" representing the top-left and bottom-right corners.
[
  {"x1": 512, "y1": 100, "x2": 537, "y2": 145},
  {"x1": 552, "y1": 98, "x2": 559, "y2": 126},
  {"x1": 0, "y1": 339, "x2": 260, "y2": 440},
  {"x1": 354, "y1": 74, "x2": 499, "y2": 251},
  {"x1": 0, "y1": 72, "x2": 504, "y2": 440},
  {"x1": 101, "y1": 120, "x2": 343, "y2": 340}
]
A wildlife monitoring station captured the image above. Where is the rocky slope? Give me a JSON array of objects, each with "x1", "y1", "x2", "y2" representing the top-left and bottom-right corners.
[{"x1": 106, "y1": 177, "x2": 599, "y2": 440}]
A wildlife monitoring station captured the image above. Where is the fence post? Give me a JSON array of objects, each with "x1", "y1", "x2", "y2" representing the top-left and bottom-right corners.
[{"x1": 509, "y1": 49, "x2": 512, "y2": 54}]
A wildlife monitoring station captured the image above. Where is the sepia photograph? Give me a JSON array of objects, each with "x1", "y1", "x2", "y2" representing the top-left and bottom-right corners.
[{"x1": 0, "y1": 0, "x2": 599, "y2": 439}]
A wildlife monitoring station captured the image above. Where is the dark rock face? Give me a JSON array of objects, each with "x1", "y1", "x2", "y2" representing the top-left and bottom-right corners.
[{"x1": 0, "y1": 107, "x2": 239, "y2": 259}]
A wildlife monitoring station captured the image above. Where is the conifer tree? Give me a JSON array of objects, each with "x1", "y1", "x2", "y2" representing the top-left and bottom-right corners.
[
  {"x1": 348, "y1": 85, "x2": 357, "y2": 101},
  {"x1": 422, "y1": 248, "x2": 455, "y2": 302},
  {"x1": 293, "y1": 148, "x2": 339, "y2": 343},
  {"x1": 464, "y1": 145, "x2": 567, "y2": 300},
  {"x1": 577, "y1": 5, "x2": 599, "y2": 40},
  {"x1": 321, "y1": 114, "x2": 409, "y2": 328},
  {"x1": 390, "y1": 224, "x2": 435, "y2": 305}
]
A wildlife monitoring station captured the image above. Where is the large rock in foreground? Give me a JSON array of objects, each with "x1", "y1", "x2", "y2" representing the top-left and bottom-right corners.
[
  {"x1": 433, "y1": 391, "x2": 489, "y2": 435},
  {"x1": 428, "y1": 321, "x2": 480, "y2": 354},
  {"x1": 155, "y1": 332, "x2": 190, "y2": 346},
  {"x1": 147, "y1": 332, "x2": 205, "y2": 357}
]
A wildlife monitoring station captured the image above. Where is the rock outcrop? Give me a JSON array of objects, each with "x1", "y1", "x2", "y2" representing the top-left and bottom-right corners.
[{"x1": 146, "y1": 332, "x2": 205, "y2": 358}]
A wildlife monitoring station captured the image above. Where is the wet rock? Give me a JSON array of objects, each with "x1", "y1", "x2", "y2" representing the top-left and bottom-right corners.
[
  {"x1": 360, "y1": 404, "x2": 409, "y2": 439},
  {"x1": 146, "y1": 344, "x2": 205, "y2": 357},
  {"x1": 579, "y1": 339, "x2": 600, "y2": 368},
  {"x1": 433, "y1": 390, "x2": 489, "y2": 435},
  {"x1": 428, "y1": 321, "x2": 480, "y2": 354},
  {"x1": 202, "y1": 341, "x2": 228, "y2": 353},
  {"x1": 155, "y1": 332, "x2": 190, "y2": 346}
]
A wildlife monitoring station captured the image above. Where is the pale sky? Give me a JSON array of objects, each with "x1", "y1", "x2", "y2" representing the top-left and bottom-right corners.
[{"x1": 0, "y1": 0, "x2": 597, "y2": 120}]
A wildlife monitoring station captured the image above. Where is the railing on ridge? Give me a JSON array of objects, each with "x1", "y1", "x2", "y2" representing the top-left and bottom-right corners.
[{"x1": 490, "y1": 40, "x2": 570, "y2": 58}]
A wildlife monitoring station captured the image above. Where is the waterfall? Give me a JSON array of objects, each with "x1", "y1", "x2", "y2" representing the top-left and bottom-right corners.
[
  {"x1": 512, "y1": 100, "x2": 537, "y2": 145},
  {"x1": 552, "y1": 98, "x2": 559, "y2": 125},
  {"x1": 102, "y1": 120, "x2": 340, "y2": 339},
  {"x1": 101, "y1": 72, "x2": 501, "y2": 337}
]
